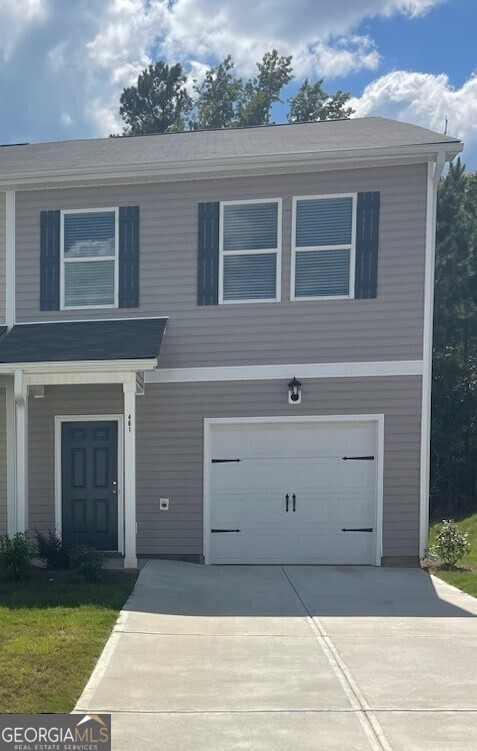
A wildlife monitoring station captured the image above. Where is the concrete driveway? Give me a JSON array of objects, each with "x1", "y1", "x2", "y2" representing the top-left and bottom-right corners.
[{"x1": 76, "y1": 562, "x2": 477, "y2": 750}]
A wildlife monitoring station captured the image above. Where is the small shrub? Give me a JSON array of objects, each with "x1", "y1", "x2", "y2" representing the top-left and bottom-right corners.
[
  {"x1": 0, "y1": 532, "x2": 33, "y2": 580},
  {"x1": 35, "y1": 530, "x2": 70, "y2": 570},
  {"x1": 431, "y1": 519, "x2": 471, "y2": 569},
  {"x1": 68, "y1": 544, "x2": 103, "y2": 582}
]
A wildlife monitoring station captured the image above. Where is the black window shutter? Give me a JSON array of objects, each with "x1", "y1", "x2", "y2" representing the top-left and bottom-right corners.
[
  {"x1": 40, "y1": 210, "x2": 61, "y2": 311},
  {"x1": 355, "y1": 192, "x2": 380, "y2": 299},
  {"x1": 119, "y1": 206, "x2": 140, "y2": 308},
  {"x1": 198, "y1": 202, "x2": 219, "y2": 306}
]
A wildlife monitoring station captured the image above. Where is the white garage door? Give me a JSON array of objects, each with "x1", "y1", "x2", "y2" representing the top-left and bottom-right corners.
[{"x1": 207, "y1": 420, "x2": 379, "y2": 565}]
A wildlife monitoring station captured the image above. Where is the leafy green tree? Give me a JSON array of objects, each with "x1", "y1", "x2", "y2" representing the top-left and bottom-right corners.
[
  {"x1": 119, "y1": 61, "x2": 192, "y2": 135},
  {"x1": 191, "y1": 50, "x2": 293, "y2": 129},
  {"x1": 288, "y1": 78, "x2": 354, "y2": 122},
  {"x1": 191, "y1": 56, "x2": 242, "y2": 130},
  {"x1": 432, "y1": 158, "x2": 477, "y2": 516},
  {"x1": 117, "y1": 52, "x2": 354, "y2": 135},
  {"x1": 237, "y1": 49, "x2": 294, "y2": 127}
]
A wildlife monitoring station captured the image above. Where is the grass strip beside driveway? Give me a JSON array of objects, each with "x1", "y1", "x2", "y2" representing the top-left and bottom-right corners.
[
  {"x1": 0, "y1": 569, "x2": 135, "y2": 713},
  {"x1": 429, "y1": 513, "x2": 477, "y2": 598}
]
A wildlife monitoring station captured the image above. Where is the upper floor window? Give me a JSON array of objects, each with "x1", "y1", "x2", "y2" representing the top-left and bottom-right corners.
[
  {"x1": 61, "y1": 208, "x2": 118, "y2": 309},
  {"x1": 291, "y1": 194, "x2": 356, "y2": 301},
  {"x1": 219, "y1": 199, "x2": 281, "y2": 304}
]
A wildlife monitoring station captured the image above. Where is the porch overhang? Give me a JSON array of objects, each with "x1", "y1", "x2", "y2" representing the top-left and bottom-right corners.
[
  {"x1": 0, "y1": 318, "x2": 167, "y2": 378},
  {"x1": 3, "y1": 318, "x2": 167, "y2": 570}
]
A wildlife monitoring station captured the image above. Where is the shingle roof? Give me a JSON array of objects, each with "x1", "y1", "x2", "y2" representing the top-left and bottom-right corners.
[
  {"x1": 0, "y1": 319, "x2": 167, "y2": 363},
  {"x1": 0, "y1": 117, "x2": 461, "y2": 179}
]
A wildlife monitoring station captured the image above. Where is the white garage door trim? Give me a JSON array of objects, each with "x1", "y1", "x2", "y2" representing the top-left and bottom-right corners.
[{"x1": 203, "y1": 414, "x2": 384, "y2": 566}]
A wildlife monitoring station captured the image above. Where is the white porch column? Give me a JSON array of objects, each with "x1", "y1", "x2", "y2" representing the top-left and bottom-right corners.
[
  {"x1": 14, "y1": 369, "x2": 28, "y2": 533},
  {"x1": 6, "y1": 377, "x2": 16, "y2": 536},
  {"x1": 123, "y1": 380, "x2": 137, "y2": 568}
]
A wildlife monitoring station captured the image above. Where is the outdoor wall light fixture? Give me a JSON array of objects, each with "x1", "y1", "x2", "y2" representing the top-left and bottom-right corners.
[{"x1": 288, "y1": 377, "x2": 302, "y2": 405}]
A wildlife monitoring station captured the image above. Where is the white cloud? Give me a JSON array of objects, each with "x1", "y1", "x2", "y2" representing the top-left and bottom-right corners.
[
  {"x1": 160, "y1": 0, "x2": 442, "y2": 77},
  {"x1": 350, "y1": 71, "x2": 477, "y2": 150},
  {"x1": 0, "y1": 0, "x2": 47, "y2": 61},
  {"x1": 0, "y1": 0, "x2": 449, "y2": 143},
  {"x1": 80, "y1": 0, "x2": 443, "y2": 132}
]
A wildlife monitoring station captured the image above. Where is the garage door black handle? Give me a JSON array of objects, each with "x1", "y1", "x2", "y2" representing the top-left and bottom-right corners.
[
  {"x1": 285, "y1": 494, "x2": 289, "y2": 512},
  {"x1": 292, "y1": 493, "x2": 296, "y2": 512},
  {"x1": 211, "y1": 529, "x2": 241, "y2": 533},
  {"x1": 341, "y1": 528, "x2": 373, "y2": 532}
]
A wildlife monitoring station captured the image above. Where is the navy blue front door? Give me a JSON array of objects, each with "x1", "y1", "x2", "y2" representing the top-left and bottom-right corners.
[{"x1": 61, "y1": 421, "x2": 118, "y2": 550}]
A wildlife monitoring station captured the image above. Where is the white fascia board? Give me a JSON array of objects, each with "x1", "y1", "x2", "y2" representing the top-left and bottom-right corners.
[
  {"x1": 0, "y1": 358, "x2": 157, "y2": 376},
  {"x1": 0, "y1": 143, "x2": 461, "y2": 190},
  {"x1": 147, "y1": 360, "x2": 424, "y2": 384}
]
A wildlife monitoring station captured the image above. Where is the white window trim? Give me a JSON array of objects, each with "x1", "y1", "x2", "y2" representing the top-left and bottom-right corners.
[
  {"x1": 60, "y1": 207, "x2": 119, "y2": 311},
  {"x1": 291, "y1": 193, "x2": 357, "y2": 302},
  {"x1": 219, "y1": 198, "x2": 282, "y2": 305}
]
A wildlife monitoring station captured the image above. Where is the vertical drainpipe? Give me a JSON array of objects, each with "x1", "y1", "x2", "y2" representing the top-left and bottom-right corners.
[
  {"x1": 5, "y1": 191, "x2": 16, "y2": 535},
  {"x1": 419, "y1": 151, "x2": 445, "y2": 558}
]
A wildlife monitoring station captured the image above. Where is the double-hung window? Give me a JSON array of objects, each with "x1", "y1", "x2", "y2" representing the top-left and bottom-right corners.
[
  {"x1": 220, "y1": 199, "x2": 281, "y2": 303},
  {"x1": 292, "y1": 194, "x2": 356, "y2": 300},
  {"x1": 61, "y1": 208, "x2": 119, "y2": 309}
]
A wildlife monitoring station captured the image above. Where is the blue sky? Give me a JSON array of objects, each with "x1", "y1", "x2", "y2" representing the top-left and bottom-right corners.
[{"x1": 0, "y1": 0, "x2": 476, "y2": 166}]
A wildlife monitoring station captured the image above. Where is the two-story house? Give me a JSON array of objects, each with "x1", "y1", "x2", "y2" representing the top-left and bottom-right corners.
[{"x1": 0, "y1": 117, "x2": 462, "y2": 568}]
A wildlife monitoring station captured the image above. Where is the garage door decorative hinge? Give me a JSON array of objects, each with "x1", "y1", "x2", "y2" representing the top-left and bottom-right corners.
[
  {"x1": 342, "y1": 455, "x2": 375, "y2": 461},
  {"x1": 211, "y1": 529, "x2": 241, "y2": 533},
  {"x1": 341, "y1": 528, "x2": 373, "y2": 532},
  {"x1": 211, "y1": 458, "x2": 241, "y2": 463}
]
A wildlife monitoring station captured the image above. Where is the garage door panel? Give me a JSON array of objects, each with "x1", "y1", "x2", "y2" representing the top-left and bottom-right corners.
[
  {"x1": 337, "y1": 461, "x2": 375, "y2": 490},
  {"x1": 289, "y1": 459, "x2": 335, "y2": 491},
  {"x1": 211, "y1": 427, "x2": 253, "y2": 460},
  {"x1": 292, "y1": 494, "x2": 337, "y2": 526},
  {"x1": 250, "y1": 428, "x2": 290, "y2": 458},
  {"x1": 251, "y1": 459, "x2": 290, "y2": 490},
  {"x1": 334, "y1": 530, "x2": 374, "y2": 563},
  {"x1": 211, "y1": 529, "x2": 290, "y2": 564},
  {"x1": 337, "y1": 492, "x2": 374, "y2": 527},
  {"x1": 210, "y1": 494, "x2": 247, "y2": 526},
  {"x1": 210, "y1": 531, "x2": 250, "y2": 563},
  {"x1": 208, "y1": 420, "x2": 378, "y2": 565},
  {"x1": 211, "y1": 492, "x2": 285, "y2": 525},
  {"x1": 251, "y1": 531, "x2": 291, "y2": 562},
  {"x1": 289, "y1": 531, "x2": 332, "y2": 562},
  {"x1": 212, "y1": 460, "x2": 288, "y2": 492},
  {"x1": 340, "y1": 425, "x2": 375, "y2": 454}
]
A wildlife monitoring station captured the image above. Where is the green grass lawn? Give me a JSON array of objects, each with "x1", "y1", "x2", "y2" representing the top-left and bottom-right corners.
[
  {"x1": 0, "y1": 569, "x2": 135, "y2": 713},
  {"x1": 429, "y1": 513, "x2": 477, "y2": 598}
]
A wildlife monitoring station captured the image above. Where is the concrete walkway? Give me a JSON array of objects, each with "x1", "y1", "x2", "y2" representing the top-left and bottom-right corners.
[{"x1": 76, "y1": 562, "x2": 477, "y2": 750}]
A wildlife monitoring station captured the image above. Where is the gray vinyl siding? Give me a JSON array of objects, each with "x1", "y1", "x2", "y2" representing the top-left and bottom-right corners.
[
  {"x1": 26, "y1": 377, "x2": 422, "y2": 559},
  {"x1": 0, "y1": 390, "x2": 6, "y2": 535},
  {"x1": 15, "y1": 164, "x2": 427, "y2": 366},
  {"x1": 28, "y1": 385, "x2": 123, "y2": 532},
  {"x1": 136, "y1": 377, "x2": 422, "y2": 559},
  {"x1": 0, "y1": 193, "x2": 6, "y2": 324}
]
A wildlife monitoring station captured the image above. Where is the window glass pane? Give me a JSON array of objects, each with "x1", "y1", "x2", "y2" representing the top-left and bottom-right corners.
[
  {"x1": 296, "y1": 197, "x2": 352, "y2": 247},
  {"x1": 295, "y1": 250, "x2": 350, "y2": 298},
  {"x1": 223, "y1": 203, "x2": 278, "y2": 251},
  {"x1": 64, "y1": 261, "x2": 115, "y2": 307},
  {"x1": 64, "y1": 211, "x2": 116, "y2": 258},
  {"x1": 223, "y1": 253, "x2": 276, "y2": 301}
]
